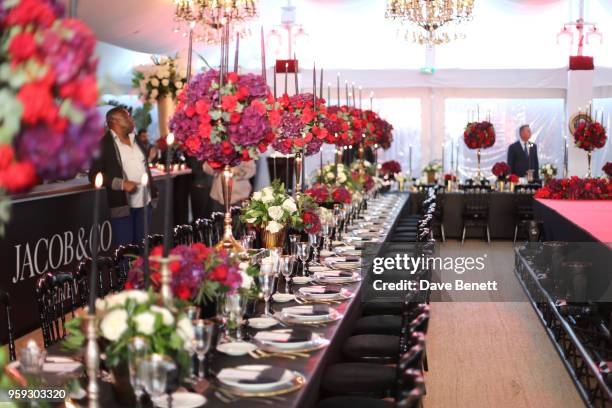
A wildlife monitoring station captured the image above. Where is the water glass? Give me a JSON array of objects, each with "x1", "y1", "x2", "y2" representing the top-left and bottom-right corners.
[
  {"x1": 139, "y1": 354, "x2": 168, "y2": 399},
  {"x1": 127, "y1": 337, "x2": 149, "y2": 406},
  {"x1": 308, "y1": 233, "x2": 320, "y2": 265},
  {"x1": 19, "y1": 341, "x2": 46, "y2": 375},
  {"x1": 260, "y1": 271, "x2": 276, "y2": 315},
  {"x1": 185, "y1": 306, "x2": 200, "y2": 321},
  {"x1": 280, "y1": 255, "x2": 295, "y2": 293},
  {"x1": 289, "y1": 234, "x2": 301, "y2": 257},
  {"x1": 297, "y1": 242, "x2": 310, "y2": 276},
  {"x1": 193, "y1": 319, "x2": 215, "y2": 379},
  {"x1": 225, "y1": 293, "x2": 247, "y2": 341}
]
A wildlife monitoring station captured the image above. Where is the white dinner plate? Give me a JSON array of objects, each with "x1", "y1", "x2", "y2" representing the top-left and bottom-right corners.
[
  {"x1": 272, "y1": 293, "x2": 295, "y2": 303},
  {"x1": 218, "y1": 365, "x2": 295, "y2": 392},
  {"x1": 292, "y1": 276, "x2": 312, "y2": 285},
  {"x1": 313, "y1": 271, "x2": 361, "y2": 284},
  {"x1": 254, "y1": 330, "x2": 323, "y2": 350},
  {"x1": 248, "y1": 317, "x2": 280, "y2": 329},
  {"x1": 217, "y1": 342, "x2": 257, "y2": 356},
  {"x1": 298, "y1": 287, "x2": 354, "y2": 301},
  {"x1": 153, "y1": 392, "x2": 207, "y2": 408}
]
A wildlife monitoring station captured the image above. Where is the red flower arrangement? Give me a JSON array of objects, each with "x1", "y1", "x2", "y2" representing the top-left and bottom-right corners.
[
  {"x1": 492, "y1": 161, "x2": 511, "y2": 179},
  {"x1": 302, "y1": 211, "x2": 321, "y2": 234},
  {"x1": 272, "y1": 93, "x2": 329, "y2": 156},
  {"x1": 381, "y1": 160, "x2": 401, "y2": 175},
  {"x1": 322, "y1": 106, "x2": 360, "y2": 147},
  {"x1": 508, "y1": 174, "x2": 520, "y2": 184},
  {"x1": 534, "y1": 177, "x2": 611, "y2": 200},
  {"x1": 603, "y1": 162, "x2": 612, "y2": 178},
  {"x1": 351, "y1": 170, "x2": 375, "y2": 192},
  {"x1": 0, "y1": 0, "x2": 101, "y2": 195},
  {"x1": 305, "y1": 183, "x2": 352, "y2": 205},
  {"x1": 464, "y1": 121, "x2": 496, "y2": 150},
  {"x1": 126, "y1": 243, "x2": 245, "y2": 302},
  {"x1": 444, "y1": 173, "x2": 457, "y2": 182},
  {"x1": 362, "y1": 110, "x2": 394, "y2": 150},
  {"x1": 573, "y1": 121, "x2": 607, "y2": 152},
  {"x1": 170, "y1": 70, "x2": 280, "y2": 169}
]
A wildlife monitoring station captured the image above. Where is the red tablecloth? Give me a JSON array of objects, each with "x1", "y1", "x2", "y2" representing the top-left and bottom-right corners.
[{"x1": 535, "y1": 198, "x2": 612, "y2": 243}]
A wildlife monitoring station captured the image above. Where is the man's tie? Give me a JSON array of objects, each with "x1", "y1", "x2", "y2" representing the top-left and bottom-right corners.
[{"x1": 524, "y1": 143, "x2": 529, "y2": 158}]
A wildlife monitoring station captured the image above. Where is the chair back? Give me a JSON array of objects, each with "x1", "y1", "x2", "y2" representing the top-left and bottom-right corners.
[
  {"x1": 35, "y1": 272, "x2": 77, "y2": 348},
  {"x1": 173, "y1": 224, "x2": 194, "y2": 246},
  {"x1": 76, "y1": 256, "x2": 115, "y2": 301},
  {"x1": 113, "y1": 244, "x2": 141, "y2": 291},
  {"x1": 0, "y1": 290, "x2": 16, "y2": 361},
  {"x1": 146, "y1": 234, "x2": 164, "y2": 250},
  {"x1": 211, "y1": 212, "x2": 225, "y2": 244},
  {"x1": 463, "y1": 191, "x2": 491, "y2": 222},
  {"x1": 193, "y1": 218, "x2": 214, "y2": 246}
]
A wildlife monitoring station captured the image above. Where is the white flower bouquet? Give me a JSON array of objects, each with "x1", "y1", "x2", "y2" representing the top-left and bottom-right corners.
[
  {"x1": 422, "y1": 161, "x2": 442, "y2": 173},
  {"x1": 64, "y1": 290, "x2": 193, "y2": 370},
  {"x1": 240, "y1": 181, "x2": 300, "y2": 233},
  {"x1": 313, "y1": 163, "x2": 356, "y2": 189},
  {"x1": 132, "y1": 55, "x2": 187, "y2": 106},
  {"x1": 540, "y1": 163, "x2": 558, "y2": 178}
]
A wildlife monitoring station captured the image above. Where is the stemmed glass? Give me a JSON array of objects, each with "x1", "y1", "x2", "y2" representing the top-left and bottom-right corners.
[
  {"x1": 225, "y1": 293, "x2": 247, "y2": 341},
  {"x1": 333, "y1": 204, "x2": 344, "y2": 240},
  {"x1": 280, "y1": 255, "x2": 295, "y2": 293},
  {"x1": 308, "y1": 233, "x2": 321, "y2": 265},
  {"x1": 321, "y1": 223, "x2": 332, "y2": 252},
  {"x1": 185, "y1": 306, "x2": 200, "y2": 321},
  {"x1": 193, "y1": 319, "x2": 214, "y2": 379},
  {"x1": 260, "y1": 270, "x2": 276, "y2": 316},
  {"x1": 127, "y1": 337, "x2": 148, "y2": 408},
  {"x1": 140, "y1": 354, "x2": 168, "y2": 404},
  {"x1": 297, "y1": 242, "x2": 310, "y2": 276}
]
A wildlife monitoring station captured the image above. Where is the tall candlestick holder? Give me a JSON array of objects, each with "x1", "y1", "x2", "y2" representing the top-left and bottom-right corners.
[
  {"x1": 149, "y1": 255, "x2": 181, "y2": 308},
  {"x1": 476, "y1": 148, "x2": 482, "y2": 180},
  {"x1": 85, "y1": 315, "x2": 99, "y2": 408}
]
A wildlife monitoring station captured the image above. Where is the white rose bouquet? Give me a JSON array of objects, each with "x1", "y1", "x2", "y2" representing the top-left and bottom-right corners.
[
  {"x1": 64, "y1": 290, "x2": 193, "y2": 372},
  {"x1": 313, "y1": 163, "x2": 357, "y2": 190},
  {"x1": 132, "y1": 55, "x2": 187, "y2": 106},
  {"x1": 240, "y1": 180, "x2": 301, "y2": 233},
  {"x1": 540, "y1": 163, "x2": 558, "y2": 178}
]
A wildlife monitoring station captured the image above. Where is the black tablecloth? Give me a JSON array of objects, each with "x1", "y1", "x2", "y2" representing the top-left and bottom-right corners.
[{"x1": 408, "y1": 191, "x2": 534, "y2": 239}]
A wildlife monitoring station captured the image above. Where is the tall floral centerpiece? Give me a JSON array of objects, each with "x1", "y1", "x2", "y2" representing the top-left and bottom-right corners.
[
  {"x1": 0, "y1": 0, "x2": 102, "y2": 234},
  {"x1": 322, "y1": 106, "x2": 359, "y2": 148},
  {"x1": 573, "y1": 120, "x2": 607, "y2": 178},
  {"x1": 170, "y1": 69, "x2": 279, "y2": 252},
  {"x1": 464, "y1": 121, "x2": 496, "y2": 179},
  {"x1": 362, "y1": 110, "x2": 394, "y2": 170},
  {"x1": 305, "y1": 183, "x2": 352, "y2": 208},
  {"x1": 492, "y1": 161, "x2": 511, "y2": 191},
  {"x1": 240, "y1": 181, "x2": 300, "y2": 248},
  {"x1": 132, "y1": 56, "x2": 187, "y2": 138},
  {"x1": 272, "y1": 93, "x2": 329, "y2": 193}
]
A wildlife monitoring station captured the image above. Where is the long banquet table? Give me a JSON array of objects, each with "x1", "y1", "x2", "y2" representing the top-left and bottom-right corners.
[{"x1": 51, "y1": 193, "x2": 410, "y2": 408}]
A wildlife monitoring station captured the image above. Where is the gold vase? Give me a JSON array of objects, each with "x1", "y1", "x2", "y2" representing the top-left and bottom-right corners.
[
  {"x1": 498, "y1": 180, "x2": 505, "y2": 192},
  {"x1": 587, "y1": 150, "x2": 593, "y2": 178},
  {"x1": 157, "y1": 94, "x2": 175, "y2": 139},
  {"x1": 510, "y1": 182, "x2": 515, "y2": 192},
  {"x1": 426, "y1": 171, "x2": 436, "y2": 185},
  {"x1": 447, "y1": 180, "x2": 453, "y2": 192},
  {"x1": 261, "y1": 224, "x2": 286, "y2": 249},
  {"x1": 294, "y1": 151, "x2": 303, "y2": 195},
  {"x1": 215, "y1": 165, "x2": 245, "y2": 254}
]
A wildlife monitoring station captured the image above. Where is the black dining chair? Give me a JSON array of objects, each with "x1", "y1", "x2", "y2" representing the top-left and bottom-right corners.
[
  {"x1": 173, "y1": 224, "x2": 194, "y2": 246},
  {"x1": 513, "y1": 192, "x2": 535, "y2": 244},
  {"x1": 76, "y1": 256, "x2": 116, "y2": 299},
  {"x1": 461, "y1": 190, "x2": 491, "y2": 246},
  {"x1": 35, "y1": 272, "x2": 78, "y2": 348},
  {"x1": 210, "y1": 212, "x2": 225, "y2": 245},
  {"x1": 0, "y1": 290, "x2": 16, "y2": 361},
  {"x1": 147, "y1": 234, "x2": 165, "y2": 250},
  {"x1": 113, "y1": 244, "x2": 141, "y2": 291},
  {"x1": 193, "y1": 218, "x2": 214, "y2": 246}
]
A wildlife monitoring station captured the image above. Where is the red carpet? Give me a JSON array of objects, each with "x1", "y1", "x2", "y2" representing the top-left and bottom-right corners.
[{"x1": 536, "y1": 199, "x2": 612, "y2": 244}]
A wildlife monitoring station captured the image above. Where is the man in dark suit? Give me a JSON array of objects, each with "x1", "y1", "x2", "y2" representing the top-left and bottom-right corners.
[
  {"x1": 507, "y1": 124, "x2": 539, "y2": 180},
  {"x1": 89, "y1": 107, "x2": 158, "y2": 247}
]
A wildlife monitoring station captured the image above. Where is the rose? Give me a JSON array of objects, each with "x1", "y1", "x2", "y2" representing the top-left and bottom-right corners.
[
  {"x1": 100, "y1": 309, "x2": 128, "y2": 341},
  {"x1": 337, "y1": 172, "x2": 347, "y2": 183},
  {"x1": 162, "y1": 79, "x2": 169, "y2": 87},
  {"x1": 266, "y1": 220, "x2": 283, "y2": 233},
  {"x1": 267, "y1": 205, "x2": 284, "y2": 221},
  {"x1": 252, "y1": 191, "x2": 262, "y2": 201},
  {"x1": 177, "y1": 317, "x2": 194, "y2": 345},
  {"x1": 281, "y1": 198, "x2": 297, "y2": 214},
  {"x1": 133, "y1": 312, "x2": 156, "y2": 335},
  {"x1": 239, "y1": 262, "x2": 254, "y2": 290},
  {"x1": 261, "y1": 187, "x2": 275, "y2": 203},
  {"x1": 150, "y1": 305, "x2": 174, "y2": 325}
]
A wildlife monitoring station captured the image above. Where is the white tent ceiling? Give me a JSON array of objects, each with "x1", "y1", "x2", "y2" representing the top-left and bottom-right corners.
[{"x1": 68, "y1": 0, "x2": 612, "y2": 71}]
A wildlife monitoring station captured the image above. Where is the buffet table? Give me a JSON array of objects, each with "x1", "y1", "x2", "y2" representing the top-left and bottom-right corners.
[
  {"x1": 1, "y1": 170, "x2": 192, "y2": 343},
  {"x1": 408, "y1": 191, "x2": 533, "y2": 239}
]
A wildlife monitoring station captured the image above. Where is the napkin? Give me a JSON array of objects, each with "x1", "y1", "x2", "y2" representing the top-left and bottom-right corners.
[
  {"x1": 42, "y1": 362, "x2": 82, "y2": 373},
  {"x1": 282, "y1": 305, "x2": 329, "y2": 316},
  {"x1": 301, "y1": 285, "x2": 341, "y2": 294},
  {"x1": 218, "y1": 367, "x2": 286, "y2": 384},
  {"x1": 318, "y1": 271, "x2": 353, "y2": 277},
  {"x1": 254, "y1": 328, "x2": 312, "y2": 343}
]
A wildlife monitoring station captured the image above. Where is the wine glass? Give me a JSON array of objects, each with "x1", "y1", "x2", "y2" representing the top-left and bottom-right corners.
[
  {"x1": 225, "y1": 293, "x2": 247, "y2": 341},
  {"x1": 127, "y1": 337, "x2": 149, "y2": 407},
  {"x1": 297, "y1": 242, "x2": 310, "y2": 276},
  {"x1": 185, "y1": 306, "x2": 200, "y2": 321},
  {"x1": 241, "y1": 234, "x2": 253, "y2": 249},
  {"x1": 280, "y1": 255, "x2": 295, "y2": 293},
  {"x1": 268, "y1": 247, "x2": 283, "y2": 277},
  {"x1": 260, "y1": 270, "x2": 276, "y2": 316},
  {"x1": 140, "y1": 354, "x2": 168, "y2": 400},
  {"x1": 321, "y1": 223, "x2": 332, "y2": 252},
  {"x1": 192, "y1": 319, "x2": 214, "y2": 379},
  {"x1": 308, "y1": 233, "x2": 320, "y2": 265},
  {"x1": 289, "y1": 234, "x2": 300, "y2": 257}
]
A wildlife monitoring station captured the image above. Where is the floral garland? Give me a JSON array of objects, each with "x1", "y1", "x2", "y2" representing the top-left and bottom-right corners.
[
  {"x1": 535, "y1": 177, "x2": 611, "y2": 200},
  {"x1": 573, "y1": 121, "x2": 607, "y2": 152},
  {"x1": 170, "y1": 70, "x2": 280, "y2": 169},
  {"x1": 603, "y1": 162, "x2": 612, "y2": 178},
  {"x1": 132, "y1": 55, "x2": 187, "y2": 106},
  {"x1": 381, "y1": 160, "x2": 401, "y2": 176},
  {"x1": 491, "y1": 161, "x2": 511, "y2": 179},
  {"x1": 272, "y1": 93, "x2": 329, "y2": 156},
  {"x1": 0, "y1": 0, "x2": 101, "y2": 190},
  {"x1": 464, "y1": 121, "x2": 496, "y2": 149}
]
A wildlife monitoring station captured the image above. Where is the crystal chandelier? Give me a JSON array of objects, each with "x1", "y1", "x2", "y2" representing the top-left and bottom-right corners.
[
  {"x1": 386, "y1": 0, "x2": 475, "y2": 46},
  {"x1": 173, "y1": 0, "x2": 258, "y2": 44}
]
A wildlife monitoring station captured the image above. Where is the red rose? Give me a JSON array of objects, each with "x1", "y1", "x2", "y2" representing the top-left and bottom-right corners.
[
  {"x1": 269, "y1": 109, "x2": 281, "y2": 127},
  {"x1": 250, "y1": 99, "x2": 266, "y2": 115},
  {"x1": 17, "y1": 79, "x2": 56, "y2": 125},
  {"x1": 0, "y1": 145, "x2": 14, "y2": 170},
  {"x1": 184, "y1": 136, "x2": 201, "y2": 154},
  {"x1": 242, "y1": 149, "x2": 251, "y2": 161},
  {"x1": 221, "y1": 95, "x2": 238, "y2": 112},
  {"x1": 230, "y1": 112, "x2": 241, "y2": 124},
  {"x1": 221, "y1": 140, "x2": 234, "y2": 155},
  {"x1": 9, "y1": 32, "x2": 38, "y2": 64},
  {"x1": 226, "y1": 72, "x2": 239, "y2": 84},
  {"x1": 210, "y1": 265, "x2": 229, "y2": 282},
  {"x1": 237, "y1": 86, "x2": 249, "y2": 100},
  {"x1": 0, "y1": 160, "x2": 38, "y2": 192},
  {"x1": 176, "y1": 284, "x2": 191, "y2": 300},
  {"x1": 198, "y1": 122, "x2": 212, "y2": 138},
  {"x1": 257, "y1": 143, "x2": 267, "y2": 153},
  {"x1": 185, "y1": 105, "x2": 196, "y2": 118},
  {"x1": 6, "y1": 0, "x2": 56, "y2": 28}
]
